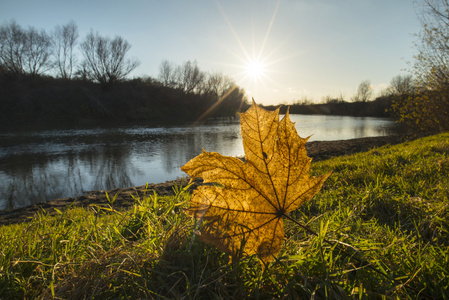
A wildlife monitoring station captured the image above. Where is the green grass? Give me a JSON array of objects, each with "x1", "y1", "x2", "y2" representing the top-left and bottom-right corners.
[{"x1": 1, "y1": 133, "x2": 449, "y2": 299}]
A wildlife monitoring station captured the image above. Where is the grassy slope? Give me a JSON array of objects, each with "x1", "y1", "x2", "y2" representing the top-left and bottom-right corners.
[{"x1": 1, "y1": 133, "x2": 448, "y2": 299}]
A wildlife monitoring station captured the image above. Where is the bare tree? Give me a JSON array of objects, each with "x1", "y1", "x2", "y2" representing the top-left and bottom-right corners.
[
  {"x1": 322, "y1": 94, "x2": 345, "y2": 104},
  {"x1": 389, "y1": 74, "x2": 415, "y2": 95},
  {"x1": 177, "y1": 60, "x2": 205, "y2": 93},
  {"x1": 79, "y1": 31, "x2": 139, "y2": 84},
  {"x1": 0, "y1": 20, "x2": 53, "y2": 75},
  {"x1": 338, "y1": 92, "x2": 346, "y2": 103},
  {"x1": 24, "y1": 26, "x2": 53, "y2": 75},
  {"x1": 52, "y1": 21, "x2": 78, "y2": 79},
  {"x1": 158, "y1": 60, "x2": 205, "y2": 93},
  {"x1": 352, "y1": 80, "x2": 373, "y2": 102},
  {"x1": 0, "y1": 20, "x2": 26, "y2": 74},
  {"x1": 158, "y1": 60, "x2": 176, "y2": 87},
  {"x1": 203, "y1": 72, "x2": 235, "y2": 100}
]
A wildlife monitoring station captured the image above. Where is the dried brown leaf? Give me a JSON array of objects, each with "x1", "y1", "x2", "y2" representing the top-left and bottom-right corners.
[{"x1": 181, "y1": 100, "x2": 330, "y2": 263}]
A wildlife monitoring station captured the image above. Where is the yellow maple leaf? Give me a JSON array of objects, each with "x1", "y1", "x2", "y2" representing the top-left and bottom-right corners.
[{"x1": 181, "y1": 100, "x2": 331, "y2": 263}]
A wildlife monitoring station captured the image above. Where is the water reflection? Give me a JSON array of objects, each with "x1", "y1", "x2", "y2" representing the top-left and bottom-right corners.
[
  {"x1": 288, "y1": 115, "x2": 397, "y2": 140},
  {"x1": 0, "y1": 116, "x2": 401, "y2": 210}
]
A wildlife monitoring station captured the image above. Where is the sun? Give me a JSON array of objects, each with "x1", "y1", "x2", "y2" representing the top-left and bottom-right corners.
[
  {"x1": 246, "y1": 59, "x2": 265, "y2": 80},
  {"x1": 213, "y1": 0, "x2": 291, "y2": 102}
]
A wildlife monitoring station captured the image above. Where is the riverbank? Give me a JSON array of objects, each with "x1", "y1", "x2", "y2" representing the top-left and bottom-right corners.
[{"x1": 0, "y1": 134, "x2": 414, "y2": 226}]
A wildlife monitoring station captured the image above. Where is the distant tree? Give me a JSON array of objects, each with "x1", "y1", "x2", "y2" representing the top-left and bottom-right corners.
[
  {"x1": 0, "y1": 20, "x2": 53, "y2": 75},
  {"x1": 158, "y1": 60, "x2": 205, "y2": 93},
  {"x1": 322, "y1": 95, "x2": 333, "y2": 103},
  {"x1": 52, "y1": 21, "x2": 78, "y2": 79},
  {"x1": 157, "y1": 59, "x2": 247, "y2": 118},
  {"x1": 295, "y1": 96, "x2": 313, "y2": 105},
  {"x1": 73, "y1": 60, "x2": 90, "y2": 80},
  {"x1": 388, "y1": 74, "x2": 415, "y2": 96},
  {"x1": 321, "y1": 94, "x2": 346, "y2": 104},
  {"x1": 79, "y1": 31, "x2": 139, "y2": 84},
  {"x1": 158, "y1": 60, "x2": 176, "y2": 87},
  {"x1": 0, "y1": 20, "x2": 26, "y2": 74},
  {"x1": 218, "y1": 84, "x2": 248, "y2": 116},
  {"x1": 203, "y1": 72, "x2": 234, "y2": 100},
  {"x1": 203, "y1": 82, "x2": 247, "y2": 118},
  {"x1": 175, "y1": 60, "x2": 205, "y2": 93},
  {"x1": 352, "y1": 80, "x2": 373, "y2": 102},
  {"x1": 25, "y1": 27, "x2": 53, "y2": 75}
]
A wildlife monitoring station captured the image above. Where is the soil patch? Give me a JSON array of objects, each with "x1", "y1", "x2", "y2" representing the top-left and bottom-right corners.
[{"x1": 0, "y1": 135, "x2": 413, "y2": 226}]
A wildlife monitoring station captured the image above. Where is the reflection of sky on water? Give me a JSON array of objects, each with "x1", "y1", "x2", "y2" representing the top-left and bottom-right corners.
[
  {"x1": 0, "y1": 116, "x2": 400, "y2": 210},
  {"x1": 287, "y1": 115, "x2": 397, "y2": 141}
]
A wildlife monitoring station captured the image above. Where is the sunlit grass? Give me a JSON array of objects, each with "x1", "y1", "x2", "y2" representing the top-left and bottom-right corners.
[{"x1": 1, "y1": 133, "x2": 448, "y2": 298}]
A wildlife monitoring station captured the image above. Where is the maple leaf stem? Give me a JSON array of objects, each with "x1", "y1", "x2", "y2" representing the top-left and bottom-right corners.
[{"x1": 283, "y1": 213, "x2": 318, "y2": 237}]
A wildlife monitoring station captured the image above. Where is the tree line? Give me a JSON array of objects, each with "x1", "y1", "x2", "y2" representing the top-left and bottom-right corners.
[
  {"x1": 264, "y1": 75, "x2": 414, "y2": 120},
  {"x1": 0, "y1": 19, "x2": 246, "y2": 98},
  {"x1": 0, "y1": 20, "x2": 248, "y2": 126},
  {"x1": 0, "y1": 20, "x2": 140, "y2": 84}
]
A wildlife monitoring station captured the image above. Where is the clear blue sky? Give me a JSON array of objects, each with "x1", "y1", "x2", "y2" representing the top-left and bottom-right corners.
[{"x1": 1, "y1": 0, "x2": 421, "y2": 105}]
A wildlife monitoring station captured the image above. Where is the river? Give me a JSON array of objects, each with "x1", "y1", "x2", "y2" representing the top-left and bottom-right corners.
[{"x1": 0, "y1": 115, "x2": 402, "y2": 210}]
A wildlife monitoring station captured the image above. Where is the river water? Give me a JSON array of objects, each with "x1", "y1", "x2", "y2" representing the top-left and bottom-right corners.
[{"x1": 0, "y1": 115, "x2": 402, "y2": 210}]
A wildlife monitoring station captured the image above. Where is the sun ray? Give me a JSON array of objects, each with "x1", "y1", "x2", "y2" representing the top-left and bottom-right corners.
[
  {"x1": 215, "y1": 0, "x2": 251, "y2": 62},
  {"x1": 212, "y1": 0, "x2": 298, "y2": 102},
  {"x1": 258, "y1": 0, "x2": 281, "y2": 60}
]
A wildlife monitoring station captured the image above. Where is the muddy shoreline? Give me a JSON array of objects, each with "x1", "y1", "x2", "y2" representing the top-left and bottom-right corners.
[{"x1": 0, "y1": 135, "x2": 413, "y2": 226}]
